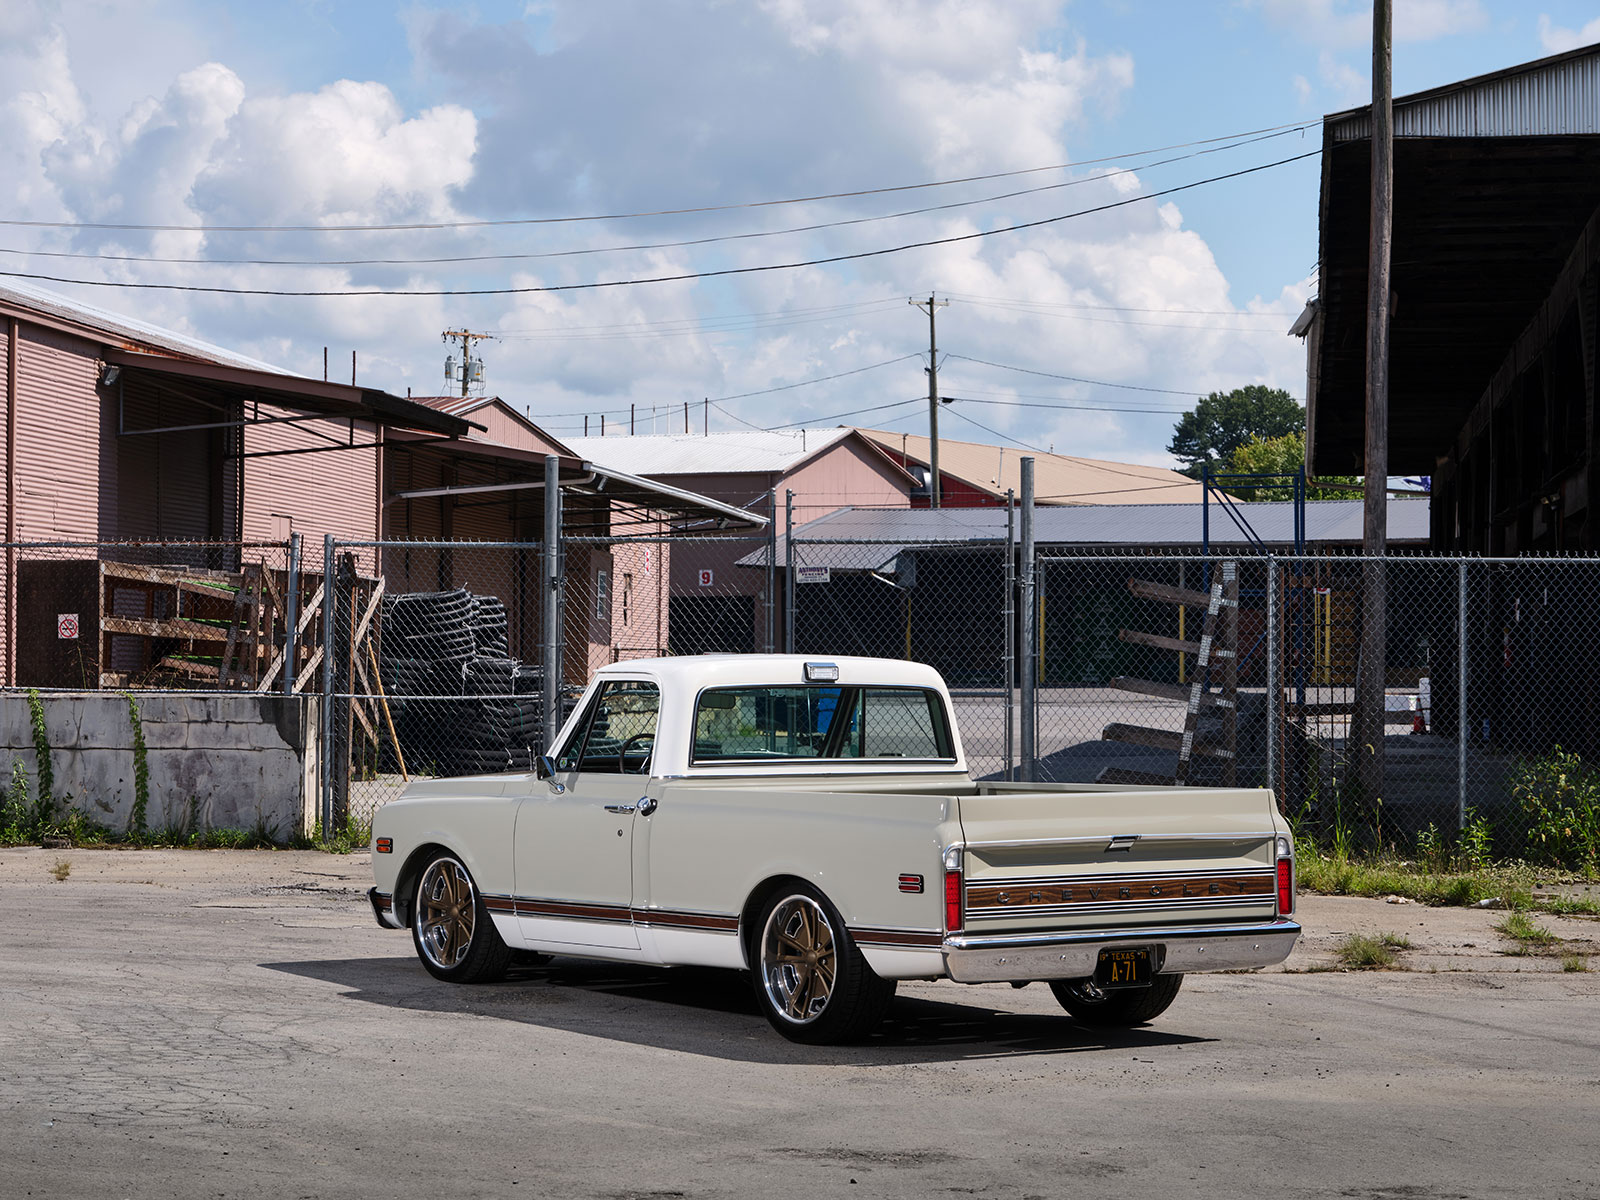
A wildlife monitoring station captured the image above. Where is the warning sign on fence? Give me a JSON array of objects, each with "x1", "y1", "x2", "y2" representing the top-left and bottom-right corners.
[{"x1": 57, "y1": 614, "x2": 79, "y2": 640}]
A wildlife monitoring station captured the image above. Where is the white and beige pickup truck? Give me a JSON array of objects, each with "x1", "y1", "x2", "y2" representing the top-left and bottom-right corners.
[{"x1": 369, "y1": 654, "x2": 1299, "y2": 1044}]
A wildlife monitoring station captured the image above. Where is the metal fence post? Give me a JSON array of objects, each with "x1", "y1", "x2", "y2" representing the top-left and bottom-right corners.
[
  {"x1": 1004, "y1": 488, "x2": 1015, "y2": 782},
  {"x1": 1458, "y1": 558, "x2": 1468, "y2": 830},
  {"x1": 783, "y1": 489, "x2": 795, "y2": 654},
  {"x1": 543, "y1": 455, "x2": 562, "y2": 753},
  {"x1": 1266, "y1": 556, "x2": 1278, "y2": 796},
  {"x1": 282, "y1": 532, "x2": 301, "y2": 697},
  {"x1": 765, "y1": 488, "x2": 777, "y2": 654},
  {"x1": 320, "y1": 533, "x2": 335, "y2": 835},
  {"x1": 1019, "y1": 458, "x2": 1036, "y2": 783}
]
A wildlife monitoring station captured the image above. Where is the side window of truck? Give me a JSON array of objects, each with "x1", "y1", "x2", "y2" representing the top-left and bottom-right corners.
[{"x1": 556, "y1": 680, "x2": 660, "y2": 774}]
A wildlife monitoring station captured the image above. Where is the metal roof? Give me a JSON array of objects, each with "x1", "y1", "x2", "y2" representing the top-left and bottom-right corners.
[
  {"x1": 1327, "y1": 43, "x2": 1600, "y2": 141},
  {"x1": 561, "y1": 428, "x2": 857, "y2": 477},
  {"x1": 0, "y1": 278, "x2": 287, "y2": 373},
  {"x1": 854, "y1": 428, "x2": 1208, "y2": 504},
  {"x1": 737, "y1": 499, "x2": 1431, "y2": 570}
]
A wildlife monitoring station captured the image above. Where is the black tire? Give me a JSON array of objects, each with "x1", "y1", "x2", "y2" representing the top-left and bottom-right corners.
[
  {"x1": 751, "y1": 885, "x2": 896, "y2": 1044},
  {"x1": 411, "y1": 853, "x2": 512, "y2": 983},
  {"x1": 1049, "y1": 973, "x2": 1183, "y2": 1027}
]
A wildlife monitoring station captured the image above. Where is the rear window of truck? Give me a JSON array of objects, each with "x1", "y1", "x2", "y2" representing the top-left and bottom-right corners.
[{"x1": 691, "y1": 685, "x2": 955, "y2": 763}]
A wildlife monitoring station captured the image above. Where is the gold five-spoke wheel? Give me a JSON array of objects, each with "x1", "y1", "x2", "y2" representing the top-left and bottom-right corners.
[{"x1": 760, "y1": 895, "x2": 838, "y2": 1024}]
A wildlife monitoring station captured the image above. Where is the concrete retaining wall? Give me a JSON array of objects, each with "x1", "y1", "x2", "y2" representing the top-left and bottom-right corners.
[{"x1": 0, "y1": 693, "x2": 319, "y2": 841}]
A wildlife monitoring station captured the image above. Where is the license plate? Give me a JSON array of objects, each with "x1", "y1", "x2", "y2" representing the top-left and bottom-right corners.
[{"x1": 1094, "y1": 947, "x2": 1153, "y2": 989}]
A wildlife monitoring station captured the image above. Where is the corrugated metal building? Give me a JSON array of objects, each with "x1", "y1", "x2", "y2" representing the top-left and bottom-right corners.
[{"x1": 1303, "y1": 43, "x2": 1600, "y2": 554}]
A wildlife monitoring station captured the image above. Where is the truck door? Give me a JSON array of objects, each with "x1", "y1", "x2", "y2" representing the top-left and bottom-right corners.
[{"x1": 513, "y1": 678, "x2": 658, "y2": 950}]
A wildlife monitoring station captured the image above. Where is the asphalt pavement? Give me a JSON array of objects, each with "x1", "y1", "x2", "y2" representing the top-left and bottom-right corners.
[{"x1": 2, "y1": 847, "x2": 1597, "y2": 1200}]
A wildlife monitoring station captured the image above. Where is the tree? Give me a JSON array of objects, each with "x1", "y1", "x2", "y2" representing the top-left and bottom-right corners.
[
  {"x1": 1167, "y1": 385, "x2": 1304, "y2": 478},
  {"x1": 1227, "y1": 433, "x2": 1362, "y2": 500}
]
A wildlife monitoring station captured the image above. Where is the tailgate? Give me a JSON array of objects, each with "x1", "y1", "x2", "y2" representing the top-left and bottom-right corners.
[{"x1": 954, "y1": 785, "x2": 1284, "y2": 935}]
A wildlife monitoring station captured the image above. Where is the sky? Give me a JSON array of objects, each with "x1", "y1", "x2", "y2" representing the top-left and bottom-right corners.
[{"x1": 3, "y1": 0, "x2": 1600, "y2": 469}]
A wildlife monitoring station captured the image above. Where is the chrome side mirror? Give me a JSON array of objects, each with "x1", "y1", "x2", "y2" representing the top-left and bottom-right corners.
[{"x1": 534, "y1": 754, "x2": 557, "y2": 780}]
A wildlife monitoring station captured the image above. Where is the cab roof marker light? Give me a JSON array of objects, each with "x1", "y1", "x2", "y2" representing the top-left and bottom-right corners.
[{"x1": 803, "y1": 661, "x2": 840, "y2": 683}]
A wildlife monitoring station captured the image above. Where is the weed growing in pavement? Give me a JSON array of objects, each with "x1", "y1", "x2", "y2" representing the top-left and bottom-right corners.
[
  {"x1": 1, "y1": 762, "x2": 28, "y2": 843},
  {"x1": 1508, "y1": 746, "x2": 1600, "y2": 873},
  {"x1": 292, "y1": 811, "x2": 371, "y2": 854},
  {"x1": 50, "y1": 858, "x2": 70, "y2": 882},
  {"x1": 1561, "y1": 954, "x2": 1589, "y2": 972},
  {"x1": 1333, "y1": 932, "x2": 1410, "y2": 969},
  {"x1": 1495, "y1": 911, "x2": 1558, "y2": 954}
]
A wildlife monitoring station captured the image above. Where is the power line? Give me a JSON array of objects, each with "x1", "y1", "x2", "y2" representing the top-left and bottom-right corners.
[
  {"x1": 0, "y1": 120, "x2": 1317, "y2": 235},
  {"x1": 942, "y1": 291, "x2": 1298, "y2": 318},
  {"x1": 941, "y1": 405, "x2": 1192, "y2": 485},
  {"x1": 0, "y1": 149, "x2": 1320, "y2": 298},
  {"x1": 941, "y1": 393, "x2": 1193, "y2": 416},
  {"x1": 0, "y1": 128, "x2": 1307, "y2": 270},
  {"x1": 944, "y1": 354, "x2": 1200, "y2": 396}
]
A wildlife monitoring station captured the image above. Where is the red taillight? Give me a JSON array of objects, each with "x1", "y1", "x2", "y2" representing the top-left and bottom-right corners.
[
  {"x1": 944, "y1": 869, "x2": 963, "y2": 931},
  {"x1": 1277, "y1": 855, "x2": 1294, "y2": 916}
]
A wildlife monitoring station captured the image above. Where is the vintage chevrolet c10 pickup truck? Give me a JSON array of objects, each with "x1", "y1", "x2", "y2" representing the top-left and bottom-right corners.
[{"x1": 368, "y1": 654, "x2": 1299, "y2": 1043}]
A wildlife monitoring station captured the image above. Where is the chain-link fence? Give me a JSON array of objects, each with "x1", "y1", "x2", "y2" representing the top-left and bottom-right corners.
[
  {"x1": 1, "y1": 538, "x2": 302, "y2": 692},
  {"x1": 10, "y1": 526, "x2": 1600, "y2": 863}
]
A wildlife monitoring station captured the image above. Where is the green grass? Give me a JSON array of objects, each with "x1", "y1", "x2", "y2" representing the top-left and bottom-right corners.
[
  {"x1": 1295, "y1": 839, "x2": 1599, "y2": 916},
  {"x1": 1333, "y1": 932, "x2": 1411, "y2": 969},
  {"x1": 1561, "y1": 954, "x2": 1589, "y2": 972},
  {"x1": 1495, "y1": 911, "x2": 1559, "y2": 954}
]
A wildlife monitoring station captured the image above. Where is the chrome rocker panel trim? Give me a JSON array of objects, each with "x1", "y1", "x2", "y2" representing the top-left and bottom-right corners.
[{"x1": 942, "y1": 919, "x2": 1301, "y2": 983}]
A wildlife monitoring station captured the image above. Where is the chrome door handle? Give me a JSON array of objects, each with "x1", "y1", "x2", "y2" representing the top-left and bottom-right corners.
[
  {"x1": 603, "y1": 803, "x2": 636, "y2": 814},
  {"x1": 637, "y1": 796, "x2": 658, "y2": 816}
]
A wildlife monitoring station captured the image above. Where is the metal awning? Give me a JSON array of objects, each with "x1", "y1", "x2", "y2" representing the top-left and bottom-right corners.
[
  {"x1": 382, "y1": 441, "x2": 768, "y2": 531},
  {"x1": 105, "y1": 348, "x2": 477, "y2": 439}
]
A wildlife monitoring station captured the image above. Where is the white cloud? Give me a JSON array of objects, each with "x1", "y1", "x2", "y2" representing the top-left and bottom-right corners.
[
  {"x1": 1538, "y1": 13, "x2": 1600, "y2": 53},
  {"x1": 1250, "y1": 0, "x2": 1488, "y2": 47}
]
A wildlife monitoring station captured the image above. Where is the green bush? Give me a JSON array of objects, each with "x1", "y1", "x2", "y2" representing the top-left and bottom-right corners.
[{"x1": 1507, "y1": 746, "x2": 1600, "y2": 872}]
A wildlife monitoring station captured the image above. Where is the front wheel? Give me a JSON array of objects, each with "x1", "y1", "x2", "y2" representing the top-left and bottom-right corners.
[
  {"x1": 1049, "y1": 973, "x2": 1183, "y2": 1027},
  {"x1": 752, "y1": 886, "x2": 895, "y2": 1044},
  {"x1": 411, "y1": 853, "x2": 511, "y2": 983}
]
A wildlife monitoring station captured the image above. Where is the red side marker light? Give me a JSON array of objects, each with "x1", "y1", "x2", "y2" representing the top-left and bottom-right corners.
[
  {"x1": 898, "y1": 873, "x2": 924, "y2": 894},
  {"x1": 376, "y1": 837, "x2": 393, "y2": 854}
]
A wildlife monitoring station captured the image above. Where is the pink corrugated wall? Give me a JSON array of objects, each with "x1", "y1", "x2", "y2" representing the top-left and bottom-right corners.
[
  {"x1": 241, "y1": 413, "x2": 380, "y2": 547},
  {"x1": 13, "y1": 324, "x2": 104, "y2": 541}
]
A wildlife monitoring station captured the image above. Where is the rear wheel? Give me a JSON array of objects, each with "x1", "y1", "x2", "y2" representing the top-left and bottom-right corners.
[
  {"x1": 1049, "y1": 973, "x2": 1183, "y2": 1027},
  {"x1": 411, "y1": 853, "x2": 511, "y2": 984},
  {"x1": 752, "y1": 886, "x2": 895, "y2": 1044}
]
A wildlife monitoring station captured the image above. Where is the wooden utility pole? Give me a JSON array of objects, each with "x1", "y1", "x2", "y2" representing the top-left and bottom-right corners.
[
  {"x1": 441, "y1": 329, "x2": 494, "y2": 398},
  {"x1": 910, "y1": 294, "x2": 949, "y2": 508},
  {"x1": 1358, "y1": 0, "x2": 1393, "y2": 819}
]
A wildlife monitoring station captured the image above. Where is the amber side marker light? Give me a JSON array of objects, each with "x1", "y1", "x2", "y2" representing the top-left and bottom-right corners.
[{"x1": 376, "y1": 838, "x2": 393, "y2": 854}]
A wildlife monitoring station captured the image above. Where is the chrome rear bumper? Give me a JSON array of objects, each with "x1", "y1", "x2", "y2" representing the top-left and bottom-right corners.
[{"x1": 942, "y1": 919, "x2": 1300, "y2": 983}]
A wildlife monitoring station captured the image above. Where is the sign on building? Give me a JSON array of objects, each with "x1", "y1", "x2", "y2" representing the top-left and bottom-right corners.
[
  {"x1": 698, "y1": 569, "x2": 714, "y2": 587},
  {"x1": 57, "y1": 614, "x2": 79, "y2": 640}
]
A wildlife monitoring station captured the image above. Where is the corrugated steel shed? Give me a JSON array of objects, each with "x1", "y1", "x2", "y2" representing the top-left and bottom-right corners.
[
  {"x1": 739, "y1": 499, "x2": 1431, "y2": 570},
  {"x1": 1328, "y1": 44, "x2": 1600, "y2": 140},
  {"x1": 563, "y1": 428, "x2": 856, "y2": 476},
  {"x1": 1306, "y1": 42, "x2": 1600, "y2": 477}
]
